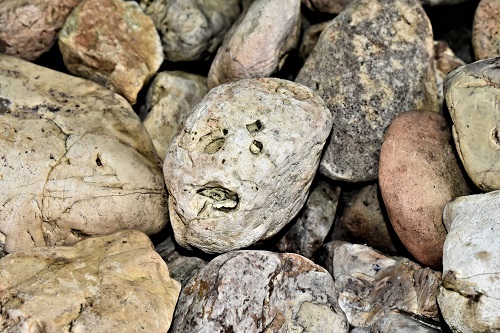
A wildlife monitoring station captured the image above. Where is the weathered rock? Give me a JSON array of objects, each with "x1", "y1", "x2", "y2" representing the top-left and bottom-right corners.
[
  {"x1": 299, "y1": 21, "x2": 329, "y2": 61},
  {"x1": 59, "y1": 0, "x2": 163, "y2": 104},
  {"x1": 472, "y1": 0, "x2": 500, "y2": 60},
  {"x1": 434, "y1": 40, "x2": 465, "y2": 107},
  {"x1": 164, "y1": 78, "x2": 332, "y2": 253},
  {"x1": 351, "y1": 328, "x2": 371, "y2": 333},
  {"x1": 444, "y1": 58, "x2": 500, "y2": 191},
  {"x1": 208, "y1": 0, "x2": 301, "y2": 88},
  {"x1": 438, "y1": 191, "x2": 500, "y2": 333},
  {"x1": 0, "y1": 55, "x2": 168, "y2": 253},
  {"x1": 371, "y1": 314, "x2": 442, "y2": 333},
  {"x1": 0, "y1": 0, "x2": 82, "y2": 61},
  {"x1": 379, "y1": 110, "x2": 470, "y2": 269},
  {"x1": 296, "y1": 0, "x2": 439, "y2": 182},
  {"x1": 143, "y1": 71, "x2": 208, "y2": 160},
  {"x1": 170, "y1": 250, "x2": 349, "y2": 332},
  {"x1": 0, "y1": 230, "x2": 181, "y2": 332}
]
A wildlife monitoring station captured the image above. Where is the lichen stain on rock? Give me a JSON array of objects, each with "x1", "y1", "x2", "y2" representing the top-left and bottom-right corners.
[{"x1": 197, "y1": 186, "x2": 239, "y2": 211}]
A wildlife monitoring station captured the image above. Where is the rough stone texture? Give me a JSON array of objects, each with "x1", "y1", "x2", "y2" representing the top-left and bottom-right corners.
[
  {"x1": 351, "y1": 328, "x2": 371, "y2": 333},
  {"x1": 170, "y1": 250, "x2": 349, "y2": 332},
  {"x1": 473, "y1": 0, "x2": 500, "y2": 60},
  {"x1": 0, "y1": 55, "x2": 168, "y2": 254},
  {"x1": 59, "y1": 0, "x2": 163, "y2": 105},
  {"x1": 371, "y1": 314, "x2": 442, "y2": 333},
  {"x1": 434, "y1": 40, "x2": 465, "y2": 107},
  {"x1": 444, "y1": 58, "x2": 500, "y2": 191},
  {"x1": 143, "y1": 71, "x2": 208, "y2": 160},
  {"x1": 0, "y1": 230, "x2": 181, "y2": 332},
  {"x1": 141, "y1": 0, "x2": 242, "y2": 62},
  {"x1": 296, "y1": 0, "x2": 439, "y2": 182},
  {"x1": 0, "y1": 0, "x2": 82, "y2": 61},
  {"x1": 208, "y1": 0, "x2": 301, "y2": 88},
  {"x1": 298, "y1": 21, "x2": 329, "y2": 61},
  {"x1": 438, "y1": 191, "x2": 500, "y2": 333},
  {"x1": 379, "y1": 111, "x2": 470, "y2": 269},
  {"x1": 164, "y1": 78, "x2": 332, "y2": 253}
]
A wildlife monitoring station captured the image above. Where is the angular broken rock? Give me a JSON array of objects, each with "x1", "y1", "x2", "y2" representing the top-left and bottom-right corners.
[
  {"x1": 170, "y1": 250, "x2": 349, "y2": 332},
  {"x1": 296, "y1": 0, "x2": 439, "y2": 182},
  {"x1": 0, "y1": 55, "x2": 168, "y2": 253},
  {"x1": 59, "y1": 0, "x2": 163, "y2": 104},
  {"x1": 163, "y1": 78, "x2": 332, "y2": 253},
  {"x1": 472, "y1": 0, "x2": 500, "y2": 60},
  {"x1": 0, "y1": 230, "x2": 181, "y2": 332},
  {"x1": 370, "y1": 314, "x2": 441, "y2": 333}
]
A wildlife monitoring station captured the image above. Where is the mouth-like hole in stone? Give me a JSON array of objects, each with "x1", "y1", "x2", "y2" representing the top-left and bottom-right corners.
[
  {"x1": 197, "y1": 187, "x2": 239, "y2": 212},
  {"x1": 246, "y1": 120, "x2": 264, "y2": 133},
  {"x1": 204, "y1": 137, "x2": 225, "y2": 154},
  {"x1": 250, "y1": 140, "x2": 263, "y2": 154},
  {"x1": 492, "y1": 127, "x2": 500, "y2": 146}
]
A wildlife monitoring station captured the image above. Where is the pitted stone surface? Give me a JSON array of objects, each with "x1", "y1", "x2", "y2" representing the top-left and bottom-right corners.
[{"x1": 473, "y1": 0, "x2": 500, "y2": 60}]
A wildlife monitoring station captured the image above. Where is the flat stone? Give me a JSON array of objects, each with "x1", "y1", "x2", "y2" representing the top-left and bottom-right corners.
[
  {"x1": 473, "y1": 0, "x2": 500, "y2": 60},
  {"x1": 0, "y1": 230, "x2": 181, "y2": 332},
  {"x1": 296, "y1": 0, "x2": 439, "y2": 182},
  {"x1": 370, "y1": 314, "x2": 441, "y2": 333}
]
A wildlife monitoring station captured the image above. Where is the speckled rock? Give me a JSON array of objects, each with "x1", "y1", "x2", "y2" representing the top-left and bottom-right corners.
[
  {"x1": 207, "y1": 0, "x2": 301, "y2": 88},
  {"x1": 143, "y1": 71, "x2": 208, "y2": 160},
  {"x1": 0, "y1": 230, "x2": 181, "y2": 332},
  {"x1": 444, "y1": 58, "x2": 500, "y2": 191},
  {"x1": 379, "y1": 110, "x2": 470, "y2": 269},
  {"x1": 473, "y1": 0, "x2": 500, "y2": 60},
  {"x1": 164, "y1": 78, "x2": 332, "y2": 253},
  {"x1": 438, "y1": 191, "x2": 500, "y2": 333},
  {"x1": 59, "y1": 0, "x2": 163, "y2": 104},
  {"x1": 434, "y1": 40, "x2": 465, "y2": 107},
  {"x1": 0, "y1": 55, "x2": 168, "y2": 254},
  {"x1": 296, "y1": 0, "x2": 439, "y2": 182},
  {"x1": 298, "y1": 21, "x2": 329, "y2": 61},
  {"x1": 170, "y1": 250, "x2": 349, "y2": 332},
  {"x1": 371, "y1": 314, "x2": 441, "y2": 333}
]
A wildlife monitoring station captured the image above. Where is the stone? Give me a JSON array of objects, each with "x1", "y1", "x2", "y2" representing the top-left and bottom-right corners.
[
  {"x1": 0, "y1": 55, "x2": 168, "y2": 254},
  {"x1": 170, "y1": 250, "x2": 349, "y2": 332},
  {"x1": 207, "y1": 0, "x2": 301, "y2": 88},
  {"x1": 0, "y1": 0, "x2": 82, "y2": 61},
  {"x1": 59, "y1": 0, "x2": 163, "y2": 105},
  {"x1": 434, "y1": 40, "x2": 465, "y2": 107},
  {"x1": 143, "y1": 71, "x2": 208, "y2": 160},
  {"x1": 371, "y1": 314, "x2": 442, "y2": 333},
  {"x1": 296, "y1": 0, "x2": 439, "y2": 182},
  {"x1": 298, "y1": 21, "x2": 329, "y2": 61},
  {"x1": 164, "y1": 78, "x2": 332, "y2": 253},
  {"x1": 473, "y1": 0, "x2": 500, "y2": 60},
  {"x1": 379, "y1": 110, "x2": 470, "y2": 269},
  {"x1": 0, "y1": 230, "x2": 181, "y2": 332},
  {"x1": 302, "y1": 0, "x2": 352, "y2": 14},
  {"x1": 351, "y1": 328, "x2": 371, "y2": 333},
  {"x1": 444, "y1": 58, "x2": 500, "y2": 191},
  {"x1": 438, "y1": 191, "x2": 500, "y2": 333}
]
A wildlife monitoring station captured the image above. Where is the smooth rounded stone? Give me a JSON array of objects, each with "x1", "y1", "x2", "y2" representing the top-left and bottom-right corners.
[
  {"x1": 0, "y1": 0, "x2": 82, "y2": 61},
  {"x1": 434, "y1": 40, "x2": 465, "y2": 107},
  {"x1": 351, "y1": 328, "x2": 371, "y2": 333},
  {"x1": 296, "y1": 0, "x2": 439, "y2": 182},
  {"x1": 438, "y1": 191, "x2": 500, "y2": 333},
  {"x1": 59, "y1": 0, "x2": 163, "y2": 105},
  {"x1": 472, "y1": 0, "x2": 500, "y2": 60},
  {"x1": 379, "y1": 110, "x2": 470, "y2": 269},
  {"x1": 371, "y1": 314, "x2": 441, "y2": 333},
  {"x1": 298, "y1": 21, "x2": 329, "y2": 61},
  {"x1": 207, "y1": 0, "x2": 301, "y2": 88},
  {"x1": 0, "y1": 230, "x2": 181, "y2": 332},
  {"x1": 0, "y1": 55, "x2": 168, "y2": 253},
  {"x1": 143, "y1": 71, "x2": 208, "y2": 160},
  {"x1": 170, "y1": 250, "x2": 349, "y2": 332},
  {"x1": 141, "y1": 0, "x2": 241, "y2": 62},
  {"x1": 444, "y1": 58, "x2": 500, "y2": 191},
  {"x1": 164, "y1": 78, "x2": 332, "y2": 253}
]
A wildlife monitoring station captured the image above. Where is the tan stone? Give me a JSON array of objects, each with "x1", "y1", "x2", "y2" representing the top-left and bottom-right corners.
[
  {"x1": 298, "y1": 21, "x2": 329, "y2": 61},
  {"x1": 302, "y1": 0, "x2": 353, "y2": 14},
  {"x1": 473, "y1": 0, "x2": 500, "y2": 60},
  {"x1": 434, "y1": 40, "x2": 465, "y2": 107}
]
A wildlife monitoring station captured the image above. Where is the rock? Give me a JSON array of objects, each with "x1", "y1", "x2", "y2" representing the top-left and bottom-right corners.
[
  {"x1": 164, "y1": 78, "x2": 332, "y2": 253},
  {"x1": 351, "y1": 328, "x2": 371, "y2": 333},
  {"x1": 0, "y1": 230, "x2": 181, "y2": 332},
  {"x1": 170, "y1": 250, "x2": 349, "y2": 332},
  {"x1": 472, "y1": 0, "x2": 500, "y2": 60},
  {"x1": 141, "y1": 0, "x2": 242, "y2": 62},
  {"x1": 295, "y1": 0, "x2": 439, "y2": 182},
  {"x1": 298, "y1": 21, "x2": 329, "y2": 61},
  {"x1": 379, "y1": 110, "x2": 470, "y2": 268},
  {"x1": 0, "y1": 0, "x2": 82, "y2": 61},
  {"x1": 143, "y1": 71, "x2": 208, "y2": 160},
  {"x1": 444, "y1": 58, "x2": 500, "y2": 191},
  {"x1": 0, "y1": 55, "x2": 168, "y2": 253},
  {"x1": 371, "y1": 314, "x2": 442, "y2": 333},
  {"x1": 59, "y1": 0, "x2": 163, "y2": 105},
  {"x1": 438, "y1": 191, "x2": 500, "y2": 333},
  {"x1": 207, "y1": 0, "x2": 301, "y2": 88},
  {"x1": 434, "y1": 40, "x2": 465, "y2": 107}
]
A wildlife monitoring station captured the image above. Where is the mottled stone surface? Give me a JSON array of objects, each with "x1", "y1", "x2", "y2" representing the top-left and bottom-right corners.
[
  {"x1": 299, "y1": 21, "x2": 329, "y2": 61},
  {"x1": 59, "y1": 0, "x2": 163, "y2": 104},
  {"x1": 171, "y1": 250, "x2": 349, "y2": 332},
  {"x1": 0, "y1": 55, "x2": 168, "y2": 253},
  {"x1": 296, "y1": 0, "x2": 438, "y2": 182},
  {"x1": 371, "y1": 314, "x2": 441, "y2": 333},
  {"x1": 0, "y1": 230, "x2": 181, "y2": 332},
  {"x1": 473, "y1": 0, "x2": 500, "y2": 60}
]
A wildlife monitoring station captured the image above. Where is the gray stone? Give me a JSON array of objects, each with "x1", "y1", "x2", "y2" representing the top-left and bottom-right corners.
[{"x1": 371, "y1": 314, "x2": 442, "y2": 333}]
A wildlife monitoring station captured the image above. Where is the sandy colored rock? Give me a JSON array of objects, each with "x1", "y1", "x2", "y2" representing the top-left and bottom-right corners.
[
  {"x1": 0, "y1": 55, "x2": 168, "y2": 254},
  {"x1": 170, "y1": 250, "x2": 349, "y2": 332},
  {"x1": 0, "y1": 230, "x2": 181, "y2": 332},
  {"x1": 296, "y1": 0, "x2": 439, "y2": 182},
  {"x1": 299, "y1": 21, "x2": 329, "y2": 61},
  {"x1": 434, "y1": 40, "x2": 466, "y2": 107},
  {"x1": 473, "y1": 0, "x2": 500, "y2": 60},
  {"x1": 59, "y1": 0, "x2": 163, "y2": 104},
  {"x1": 302, "y1": 0, "x2": 353, "y2": 14},
  {"x1": 371, "y1": 314, "x2": 441, "y2": 333},
  {"x1": 208, "y1": 0, "x2": 301, "y2": 88}
]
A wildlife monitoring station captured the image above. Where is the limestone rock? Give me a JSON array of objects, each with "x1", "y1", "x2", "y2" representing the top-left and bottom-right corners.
[
  {"x1": 299, "y1": 21, "x2": 329, "y2": 61},
  {"x1": 59, "y1": 0, "x2": 163, "y2": 104},
  {"x1": 0, "y1": 55, "x2": 168, "y2": 253},
  {"x1": 444, "y1": 58, "x2": 500, "y2": 191},
  {"x1": 472, "y1": 0, "x2": 500, "y2": 60},
  {"x1": 208, "y1": 0, "x2": 301, "y2": 88},
  {"x1": 0, "y1": 230, "x2": 181, "y2": 332},
  {"x1": 371, "y1": 314, "x2": 442, "y2": 333},
  {"x1": 296, "y1": 0, "x2": 439, "y2": 182},
  {"x1": 434, "y1": 40, "x2": 465, "y2": 107},
  {"x1": 170, "y1": 250, "x2": 349, "y2": 332}
]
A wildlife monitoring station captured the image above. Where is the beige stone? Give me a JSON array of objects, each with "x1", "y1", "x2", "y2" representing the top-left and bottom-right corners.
[
  {"x1": 473, "y1": 0, "x2": 500, "y2": 60},
  {"x1": 434, "y1": 40, "x2": 465, "y2": 107},
  {"x1": 302, "y1": 0, "x2": 353, "y2": 14},
  {"x1": 298, "y1": 21, "x2": 329, "y2": 61}
]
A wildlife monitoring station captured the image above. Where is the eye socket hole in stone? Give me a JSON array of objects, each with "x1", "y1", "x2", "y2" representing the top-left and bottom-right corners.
[
  {"x1": 197, "y1": 186, "x2": 239, "y2": 212},
  {"x1": 492, "y1": 127, "x2": 500, "y2": 146},
  {"x1": 95, "y1": 154, "x2": 102, "y2": 166},
  {"x1": 250, "y1": 140, "x2": 263, "y2": 154},
  {"x1": 246, "y1": 120, "x2": 264, "y2": 133},
  {"x1": 204, "y1": 137, "x2": 225, "y2": 154}
]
